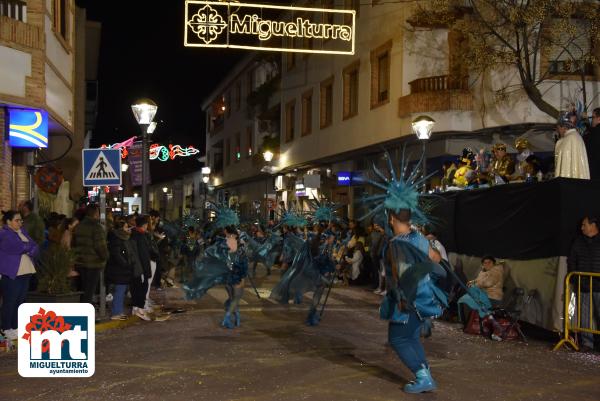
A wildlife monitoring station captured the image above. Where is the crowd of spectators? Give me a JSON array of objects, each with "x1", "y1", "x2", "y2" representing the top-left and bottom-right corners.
[{"x1": 0, "y1": 202, "x2": 172, "y2": 336}]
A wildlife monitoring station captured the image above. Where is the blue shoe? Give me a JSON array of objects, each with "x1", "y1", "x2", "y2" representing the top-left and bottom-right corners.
[
  {"x1": 234, "y1": 311, "x2": 241, "y2": 327},
  {"x1": 404, "y1": 366, "x2": 437, "y2": 393},
  {"x1": 305, "y1": 308, "x2": 320, "y2": 326},
  {"x1": 221, "y1": 312, "x2": 235, "y2": 329}
]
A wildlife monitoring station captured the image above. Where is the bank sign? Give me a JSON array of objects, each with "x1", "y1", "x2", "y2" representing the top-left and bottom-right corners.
[
  {"x1": 184, "y1": 1, "x2": 356, "y2": 55},
  {"x1": 7, "y1": 108, "x2": 49, "y2": 148}
]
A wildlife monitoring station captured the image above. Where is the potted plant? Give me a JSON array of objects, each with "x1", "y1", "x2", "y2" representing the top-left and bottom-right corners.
[{"x1": 27, "y1": 244, "x2": 82, "y2": 303}]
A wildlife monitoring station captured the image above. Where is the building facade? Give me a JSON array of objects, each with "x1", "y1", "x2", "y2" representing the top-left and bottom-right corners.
[
  {"x1": 203, "y1": 0, "x2": 600, "y2": 219},
  {"x1": 202, "y1": 53, "x2": 281, "y2": 220},
  {"x1": 0, "y1": 0, "x2": 98, "y2": 214}
]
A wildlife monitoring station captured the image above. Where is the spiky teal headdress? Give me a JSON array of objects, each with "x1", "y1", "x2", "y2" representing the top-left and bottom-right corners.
[
  {"x1": 308, "y1": 195, "x2": 343, "y2": 223},
  {"x1": 209, "y1": 202, "x2": 240, "y2": 230},
  {"x1": 360, "y1": 149, "x2": 432, "y2": 226},
  {"x1": 279, "y1": 210, "x2": 308, "y2": 228},
  {"x1": 275, "y1": 201, "x2": 307, "y2": 228},
  {"x1": 182, "y1": 210, "x2": 203, "y2": 229}
]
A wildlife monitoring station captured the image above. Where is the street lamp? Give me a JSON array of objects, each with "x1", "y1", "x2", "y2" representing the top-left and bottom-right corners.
[
  {"x1": 263, "y1": 150, "x2": 274, "y2": 163},
  {"x1": 411, "y1": 115, "x2": 435, "y2": 140},
  {"x1": 131, "y1": 98, "x2": 158, "y2": 214},
  {"x1": 411, "y1": 115, "x2": 436, "y2": 192}
]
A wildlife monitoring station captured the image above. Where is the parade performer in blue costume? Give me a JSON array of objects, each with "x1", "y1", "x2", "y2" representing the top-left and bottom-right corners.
[
  {"x1": 222, "y1": 226, "x2": 248, "y2": 329},
  {"x1": 305, "y1": 228, "x2": 337, "y2": 326},
  {"x1": 246, "y1": 227, "x2": 283, "y2": 277},
  {"x1": 183, "y1": 204, "x2": 248, "y2": 329},
  {"x1": 361, "y1": 150, "x2": 447, "y2": 394},
  {"x1": 303, "y1": 197, "x2": 342, "y2": 325},
  {"x1": 269, "y1": 210, "x2": 309, "y2": 304},
  {"x1": 278, "y1": 209, "x2": 307, "y2": 272}
]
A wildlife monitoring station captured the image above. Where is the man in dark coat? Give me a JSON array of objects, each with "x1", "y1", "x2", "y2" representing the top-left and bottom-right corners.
[
  {"x1": 568, "y1": 216, "x2": 600, "y2": 351},
  {"x1": 585, "y1": 108, "x2": 600, "y2": 180},
  {"x1": 72, "y1": 204, "x2": 108, "y2": 304},
  {"x1": 18, "y1": 200, "x2": 45, "y2": 246}
]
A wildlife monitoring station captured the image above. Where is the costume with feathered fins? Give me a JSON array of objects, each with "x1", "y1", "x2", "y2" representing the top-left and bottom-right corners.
[
  {"x1": 183, "y1": 203, "x2": 248, "y2": 329},
  {"x1": 269, "y1": 208, "x2": 309, "y2": 304},
  {"x1": 360, "y1": 149, "x2": 447, "y2": 394},
  {"x1": 269, "y1": 203, "x2": 337, "y2": 326},
  {"x1": 245, "y1": 230, "x2": 283, "y2": 276}
]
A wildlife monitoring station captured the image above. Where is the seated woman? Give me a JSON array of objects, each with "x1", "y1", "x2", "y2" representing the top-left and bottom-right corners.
[
  {"x1": 338, "y1": 241, "x2": 365, "y2": 286},
  {"x1": 469, "y1": 255, "x2": 504, "y2": 306}
]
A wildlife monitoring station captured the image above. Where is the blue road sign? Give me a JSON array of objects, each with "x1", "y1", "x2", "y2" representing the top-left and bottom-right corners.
[{"x1": 82, "y1": 148, "x2": 122, "y2": 187}]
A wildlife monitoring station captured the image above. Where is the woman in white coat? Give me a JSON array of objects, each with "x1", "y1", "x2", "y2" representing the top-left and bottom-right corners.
[{"x1": 344, "y1": 241, "x2": 365, "y2": 284}]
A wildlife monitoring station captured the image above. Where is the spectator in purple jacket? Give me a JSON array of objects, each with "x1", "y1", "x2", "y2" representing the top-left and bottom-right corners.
[{"x1": 0, "y1": 210, "x2": 38, "y2": 340}]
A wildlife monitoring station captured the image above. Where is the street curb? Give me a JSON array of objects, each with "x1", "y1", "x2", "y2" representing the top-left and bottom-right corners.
[{"x1": 95, "y1": 317, "x2": 139, "y2": 333}]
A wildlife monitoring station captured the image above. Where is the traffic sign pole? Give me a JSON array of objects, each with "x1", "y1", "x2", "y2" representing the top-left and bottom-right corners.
[{"x1": 99, "y1": 188, "x2": 107, "y2": 320}]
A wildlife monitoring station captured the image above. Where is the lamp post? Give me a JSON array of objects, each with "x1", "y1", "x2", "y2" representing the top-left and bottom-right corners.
[
  {"x1": 263, "y1": 150, "x2": 274, "y2": 221},
  {"x1": 162, "y1": 186, "x2": 168, "y2": 219},
  {"x1": 202, "y1": 174, "x2": 210, "y2": 220},
  {"x1": 121, "y1": 163, "x2": 128, "y2": 213},
  {"x1": 411, "y1": 115, "x2": 436, "y2": 192},
  {"x1": 131, "y1": 98, "x2": 158, "y2": 214}
]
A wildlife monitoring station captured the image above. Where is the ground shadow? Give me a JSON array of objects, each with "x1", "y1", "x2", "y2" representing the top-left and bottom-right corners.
[{"x1": 255, "y1": 322, "x2": 409, "y2": 386}]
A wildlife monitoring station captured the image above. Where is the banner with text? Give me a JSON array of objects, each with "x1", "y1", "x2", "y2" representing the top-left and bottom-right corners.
[
  {"x1": 184, "y1": 1, "x2": 356, "y2": 55},
  {"x1": 129, "y1": 143, "x2": 151, "y2": 187}
]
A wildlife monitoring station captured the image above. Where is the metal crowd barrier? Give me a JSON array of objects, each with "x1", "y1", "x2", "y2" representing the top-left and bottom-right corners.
[{"x1": 553, "y1": 271, "x2": 600, "y2": 351}]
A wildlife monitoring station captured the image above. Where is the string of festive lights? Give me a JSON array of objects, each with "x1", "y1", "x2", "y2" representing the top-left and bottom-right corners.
[
  {"x1": 100, "y1": 136, "x2": 137, "y2": 159},
  {"x1": 101, "y1": 137, "x2": 199, "y2": 161},
  {"x1": 149, "y1": 144, "x2": 200, "y2": 161}
]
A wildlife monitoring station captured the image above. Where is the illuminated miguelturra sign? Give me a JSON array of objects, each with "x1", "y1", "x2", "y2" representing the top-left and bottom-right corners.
[{"x1": 184, "y1": 1, "x2": 356, "y2": 55}]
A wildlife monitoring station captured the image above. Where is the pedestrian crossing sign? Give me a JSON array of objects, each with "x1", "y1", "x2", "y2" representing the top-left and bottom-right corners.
[{"x1": 82, "y1": 148, "x2": 122, "y2": 187}]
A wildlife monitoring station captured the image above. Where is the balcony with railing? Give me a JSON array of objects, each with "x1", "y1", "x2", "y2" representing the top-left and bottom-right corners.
[
  {"x1": 0, "y1": 0, "x2": 26, "y2": 22},
  {"x1": 0, "y1": 0, "x2": 43, "y2": 50},
  {"x1": 409, "y1": 75, "x2": 468, "y2": 92},
  {"x1": 398, "y1": 74, "x2": 473, "y2": 117}
]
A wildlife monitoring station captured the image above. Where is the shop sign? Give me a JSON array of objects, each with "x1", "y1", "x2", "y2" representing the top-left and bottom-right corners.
[
  {"x1": 184, "y1": 1, "x2": 355, "y2": 55},
  {"x1": 7, "y1": 108, "x2": 48, "y2": 148},
  {"x1": 337, "y1": 171, "x2": 363, "y2": 186},
  {"x1": 337, "y1": 172, "x2": 352, "y2": 186}
]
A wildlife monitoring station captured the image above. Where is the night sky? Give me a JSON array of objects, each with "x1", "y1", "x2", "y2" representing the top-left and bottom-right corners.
[{"x1": 76, "y1": 0, "x2": 244, "y2": 179}]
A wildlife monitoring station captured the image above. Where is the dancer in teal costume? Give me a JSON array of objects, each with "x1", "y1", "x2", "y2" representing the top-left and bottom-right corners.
[
  {"x1": 361, "y1": 150, "x2": 447, "y2": 394},
  {"x1": 269, "y1": 210, "x2": 308, "y2": 304},
  {"x1": 183, "y1": 204, "x2": 248, "y2": 329}
]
